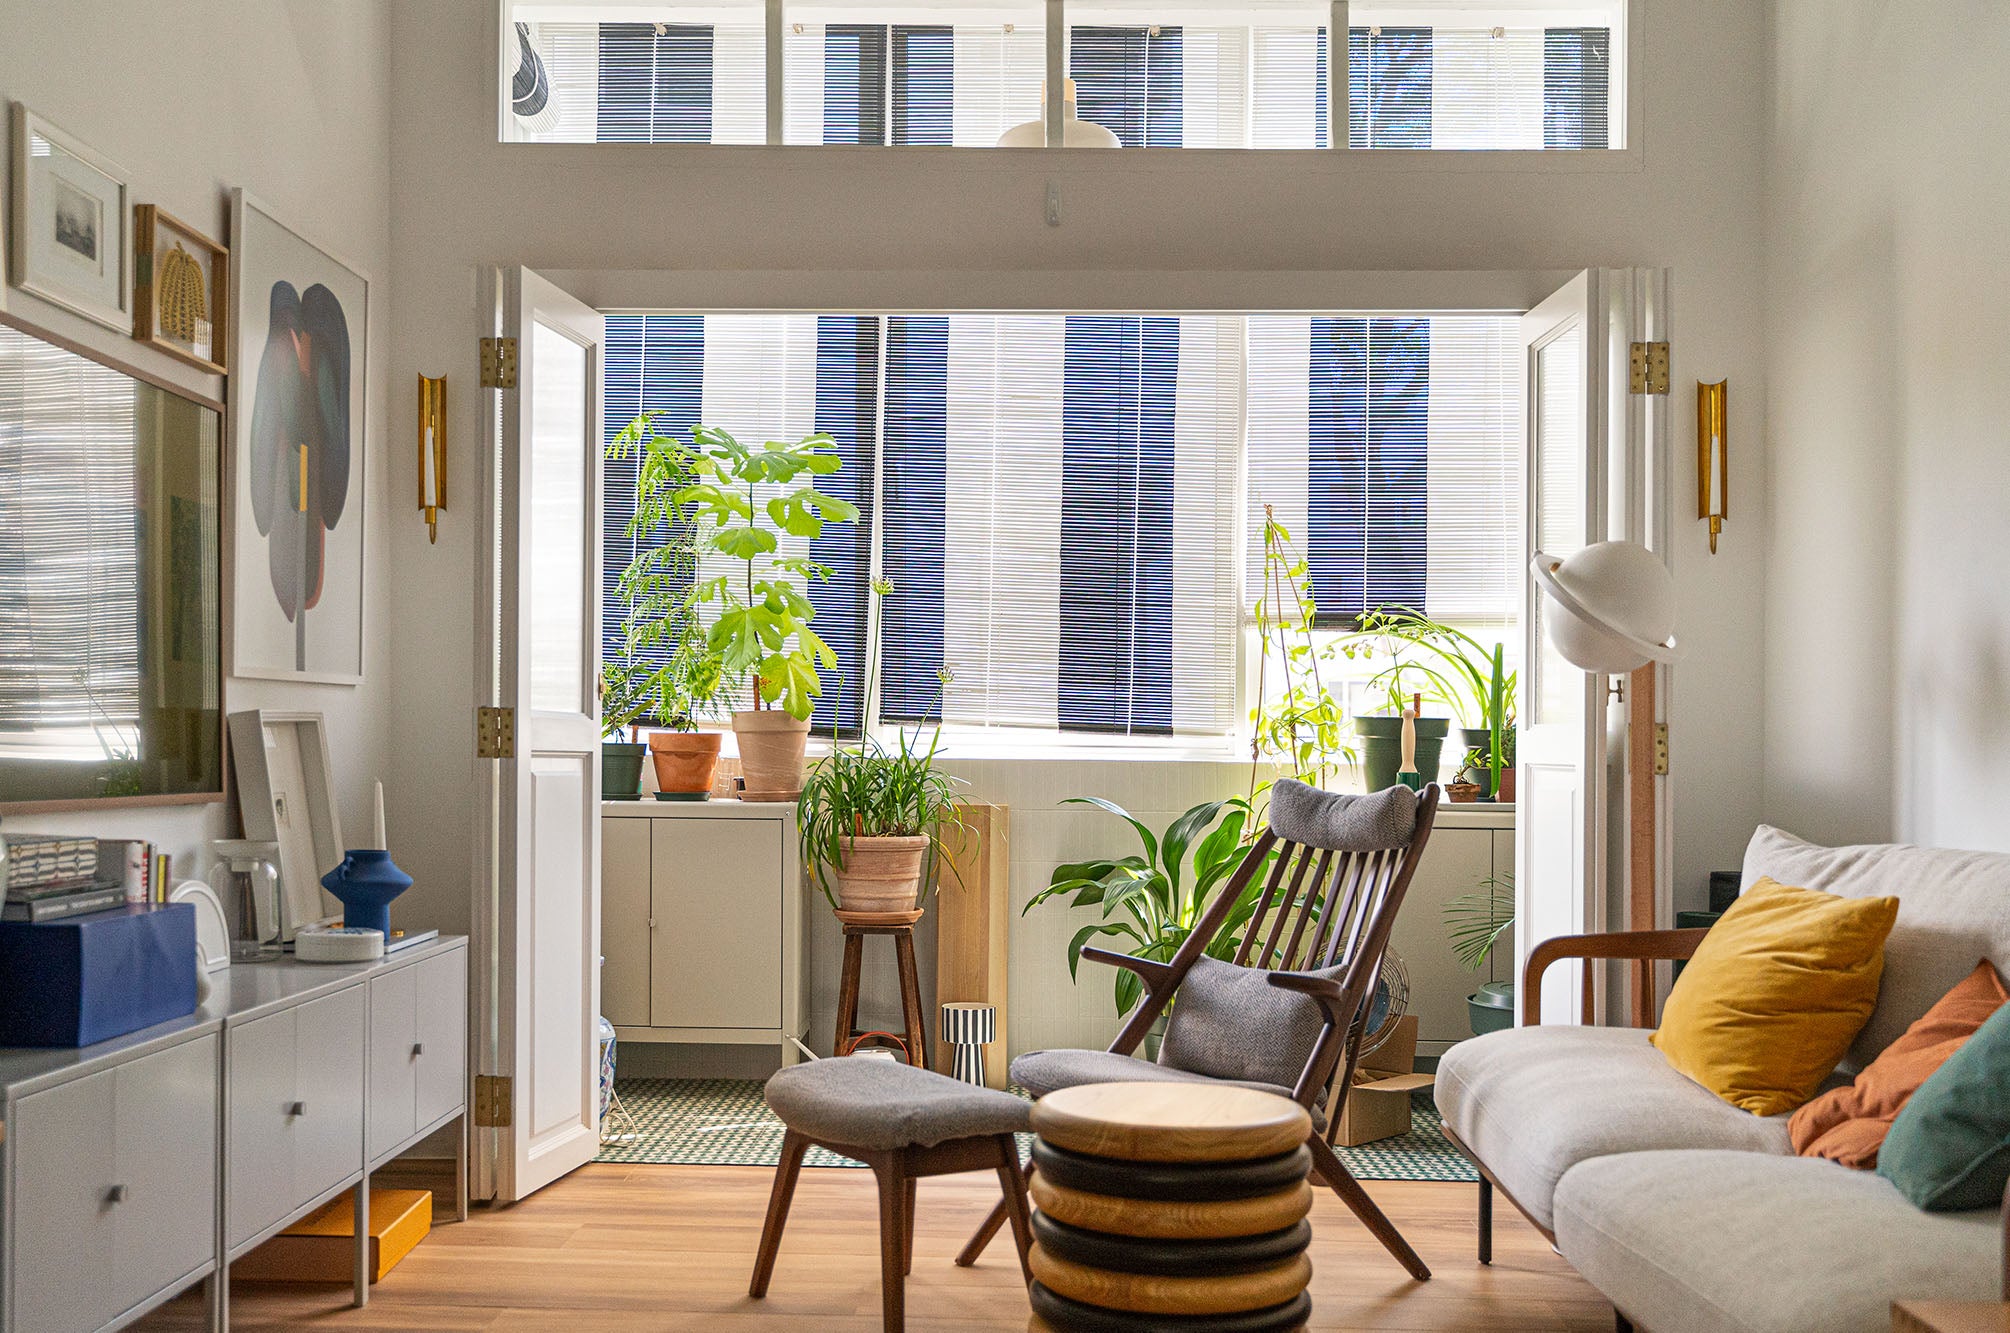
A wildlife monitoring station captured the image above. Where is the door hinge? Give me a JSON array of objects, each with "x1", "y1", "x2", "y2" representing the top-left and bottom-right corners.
[
  {"x1": 1629, "y1": 341, "x2": 1670, "y2": 395},
  {"x1": 1653, "y1": 722, "x2": 1670, "y2": 775},
  {"x1": 473, "y1": 1074, "x2": 513, "y2": 1128},
  {"x1": 477, "y1": 705, "x2": 516, "y2": 759},
  {"x1": 480, "y1": 336, "x2": 518, "y2": 389}
]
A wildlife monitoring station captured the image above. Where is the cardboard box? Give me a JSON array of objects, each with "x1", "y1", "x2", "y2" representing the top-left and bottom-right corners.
[
  {"x1": 233, "y1": 1189, "x2": 432, "y2": 1285},
  {"x1": 1332, "y1": 1014, "x2": 1436, "y2": 1147}
]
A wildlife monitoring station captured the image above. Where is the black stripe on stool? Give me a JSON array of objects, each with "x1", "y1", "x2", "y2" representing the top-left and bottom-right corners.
[
  {"x1": 1028, "y1": 1282, "x2": 1311, "y2": 1332},
  {"x1": 1032, "y1": 1213, "x2": 1312, "y2": 1277},
  {"x1": 1032, "y1": 1140, "x2": 1312, "y2": 1201}
]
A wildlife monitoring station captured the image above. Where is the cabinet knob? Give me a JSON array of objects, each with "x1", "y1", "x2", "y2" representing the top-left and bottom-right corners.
[
  {"x1": 412, "y1": 1042, "x2": 425, "y2": 1058},
  {"x1": 287, "y1": 1101, "x2": 307, "y2": 1117},
  {"x1": 106, "y1": 1184, "x2": 128, "y2": 1204}
]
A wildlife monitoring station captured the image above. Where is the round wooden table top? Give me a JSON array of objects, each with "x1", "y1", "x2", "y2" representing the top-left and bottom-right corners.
[{"x1": 1030, "y1": 1082, "x2": 1312, "y2": 1163}]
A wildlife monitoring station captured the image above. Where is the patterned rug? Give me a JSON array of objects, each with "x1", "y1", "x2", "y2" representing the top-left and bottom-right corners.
[{"x1": 594, "y1": 1077, "x2": 1477, "y2": 1183}]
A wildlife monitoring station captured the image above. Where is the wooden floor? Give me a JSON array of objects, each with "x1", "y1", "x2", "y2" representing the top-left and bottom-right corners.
[{"x1": 139, "y1": 1165, "x2": 1612, "y2": 1332}]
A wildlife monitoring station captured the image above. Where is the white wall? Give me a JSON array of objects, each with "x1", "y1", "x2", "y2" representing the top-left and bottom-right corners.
[
  {"x1": 0, "y1": 2, "x2": 395, "y2": 890},
  {"x1": 1762, "y1": 3, "x2": 2010, "y2": 852},
  {"x1": 385, "y1": 0, "x2": 1770, "y2": 1055}
]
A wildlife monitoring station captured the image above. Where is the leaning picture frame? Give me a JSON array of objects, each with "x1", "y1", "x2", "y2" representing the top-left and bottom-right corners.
[
  {"x1": 134, "y1": 203, "x2": 228, "y2": 374},
  {"x1": 8, "y1": 102, "x2": 132, "y2": 332},
  {"x1": 227, "y1": 708, "x2": 346, "y2": 942}
]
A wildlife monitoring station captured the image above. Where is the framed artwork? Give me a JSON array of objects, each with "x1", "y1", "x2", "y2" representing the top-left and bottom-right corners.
[
  {"x1": 229, "y1": 188, "x2": 368, "y2": 684},
  {"x1": 227, "y1": 709, "x2": 345, "y2": 942},
  {"x1": 134, "y1": 203, "x2": 228, "y2": 374},
  {"x1": 8, "y1": 102, "x2": 132, "y2": 332}
]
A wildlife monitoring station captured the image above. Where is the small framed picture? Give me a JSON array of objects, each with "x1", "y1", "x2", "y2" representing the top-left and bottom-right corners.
[
  {"x1": 134, "y1": 204, "x2": 228, "y2": 374},
  {"x1": 8, "y1": 102, "x2": 131, "y2": 333}
]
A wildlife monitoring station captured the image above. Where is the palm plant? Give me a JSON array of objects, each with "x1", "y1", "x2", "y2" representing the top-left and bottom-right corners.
[{"x1": 1445, "y1": 870, "x2": 1515, "y2": 974}]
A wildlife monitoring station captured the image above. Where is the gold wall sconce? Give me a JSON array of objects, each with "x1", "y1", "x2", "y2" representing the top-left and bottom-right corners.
[
  {"x1": 418, "y1": 374, "x2": 446, "y2": 543},
  {"x1": 1697, "y1": 379, "x2": 1727, "y2": 553}
]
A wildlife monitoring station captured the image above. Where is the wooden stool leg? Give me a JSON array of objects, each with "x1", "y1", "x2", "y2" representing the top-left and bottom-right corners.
[
  {"x1": 1307, "y1": 1132, "x2": 1431, "y2": 1281},
  {"x1": 894, "y1": 929, "x2": 928, "y2": 1071},
  {"x1": 834, "y1": 930, "x2": 865, "y2": 1056},
  {"x1": 875, "y1": 1159, "x2": 909, "y2": 1332},
  {"x1": 750, "y1": 1129, "x2": 811, "y2": 1297},
  {"x1": 993, "y1": 1135, "x2": 1035, "y2": 1287},
  {"x1": 955, "y1": 1158, "x2": 1029, "y2": 1267},
  {"x1": 903, "y1": 1176, "x2": 917, "y2": 1275}
]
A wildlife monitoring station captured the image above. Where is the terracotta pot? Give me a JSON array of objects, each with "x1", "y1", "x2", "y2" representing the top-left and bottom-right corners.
[
  {"x1": 832, "y1": 835, "x2": 930, "y2": 914},
  {"x1": 648, "y1": 730, "x2": 722, "y2": 798},
  {"x1": 732, "y1": 709, "x2": 811, "y2": 800},
  {"x1": 1495, "y1": 766, "x2": 1517, "y2": 804}
]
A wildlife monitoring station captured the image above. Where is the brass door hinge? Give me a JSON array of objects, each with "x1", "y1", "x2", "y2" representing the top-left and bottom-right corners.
[
  {"x1": 473, "y1": 1074, "x2": 513, "y2": 1128},
  {"x1": 477, "y1": 705, "x2": 516, "y2": 759},
  {"x1": 1653, "y1": 722, "x2": 1670, "y2": 775},
  {"x1": 480, "y1": 336, "x2": 518, "y2": 389},
  {"x1": 1629, "y1": 341, "x2": 1670, "y2": 395}
]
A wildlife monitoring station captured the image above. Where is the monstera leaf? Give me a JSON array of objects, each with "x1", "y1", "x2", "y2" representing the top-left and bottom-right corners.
[{"x1": 248, "y1": 281, "x2": 350, "y2": 671}]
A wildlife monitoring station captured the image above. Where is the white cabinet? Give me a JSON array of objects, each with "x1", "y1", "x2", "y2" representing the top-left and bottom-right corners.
[
  {"x1": 1386, "y1": 807, "x2": 1517, "y2": 1059},
  {"x1": 367, "y1": 948, "x2": 468, "y2": 1165},
  {"x1": 602, "y1": 802, "x2": 804, "y2": 1060}
]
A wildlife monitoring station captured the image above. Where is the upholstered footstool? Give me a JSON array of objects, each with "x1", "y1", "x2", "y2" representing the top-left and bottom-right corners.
[{"x1": 750, "y1": 1057, "x2": 1036, "y2": 1331}]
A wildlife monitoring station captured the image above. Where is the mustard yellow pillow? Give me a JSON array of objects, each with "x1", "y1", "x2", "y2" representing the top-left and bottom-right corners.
[{"x1": 1651, "y1": 878, "x2": 1899, "y2": 1116}]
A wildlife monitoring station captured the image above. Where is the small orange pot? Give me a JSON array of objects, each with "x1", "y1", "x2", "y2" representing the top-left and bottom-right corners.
[
  {"x1": 832, "y1": 835, "x2": 930, "y2": 914},
  {"x1": 648, "y1": 730, "x2": 723, "y2": 798},
  {"x1": 1495, "y1": 767, "x2": 1517, "y2": 804}
]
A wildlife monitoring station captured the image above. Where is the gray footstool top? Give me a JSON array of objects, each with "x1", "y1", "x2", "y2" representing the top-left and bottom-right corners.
[{"x1": 765, "y1": 1058, "x2": 1030, "y2": 1150}]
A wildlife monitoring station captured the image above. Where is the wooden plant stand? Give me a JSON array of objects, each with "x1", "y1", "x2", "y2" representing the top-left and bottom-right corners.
[{"x1": 833, "y1": 908, "x2": 929, "y2": 1069}]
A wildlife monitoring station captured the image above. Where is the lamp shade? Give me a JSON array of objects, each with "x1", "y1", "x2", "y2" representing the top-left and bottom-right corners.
[{"x1": 1530, "y1": 541, "x2": 1680, "y2": 673}]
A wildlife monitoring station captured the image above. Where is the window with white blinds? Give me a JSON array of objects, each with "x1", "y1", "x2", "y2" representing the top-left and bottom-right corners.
[
  {"x1": 603, "y1": 311, "x2": 1516, "y2": 743},
  {"x1": 504, "y1": 3, "x2": 1625, "y2": 150}
]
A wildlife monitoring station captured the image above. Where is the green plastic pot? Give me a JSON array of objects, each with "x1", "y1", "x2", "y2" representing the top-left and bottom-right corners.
[
  {"x1": 1354, "y1": 714, "x2": 1450, "y2": 792},
  {"x1": 1456, "y1": 726, "x2": 1500, "y2": 796},
  {"x1": 601, "y1": 741, "x2": 647, "y2": 800},
  {"x1": 1467, "y1": 980, "x2": 1516, "y2": 1035}
]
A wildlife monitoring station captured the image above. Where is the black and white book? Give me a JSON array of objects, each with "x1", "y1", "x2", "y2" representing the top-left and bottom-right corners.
[{"x1": 1, "y1": 885, "x2": 127, "y2": 923}]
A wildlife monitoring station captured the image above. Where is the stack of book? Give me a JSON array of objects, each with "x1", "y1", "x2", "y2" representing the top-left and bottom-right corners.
[{"x1": 3, "y1": 835, "x2": 126, "y2": 923}]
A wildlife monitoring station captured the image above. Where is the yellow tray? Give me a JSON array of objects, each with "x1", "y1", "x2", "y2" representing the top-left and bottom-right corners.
[{"x1": 233, "y1": 1189, "x2": 432, "y2": 1285}]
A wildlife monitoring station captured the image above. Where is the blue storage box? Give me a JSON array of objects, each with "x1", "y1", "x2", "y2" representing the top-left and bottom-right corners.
[{"x1": 0, "y1": 904, "x2": 198, "y2": 1047}]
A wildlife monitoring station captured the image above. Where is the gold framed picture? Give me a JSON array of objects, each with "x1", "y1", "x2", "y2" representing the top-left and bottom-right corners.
[{"x1": 133, "y1": 203, "x2": 228, "y2": 374}]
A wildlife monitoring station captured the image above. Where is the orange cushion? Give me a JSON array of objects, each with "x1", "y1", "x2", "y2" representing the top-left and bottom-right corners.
[{"x1": 1789, "y1": 960, "x2": 2010, "y2": 1168}]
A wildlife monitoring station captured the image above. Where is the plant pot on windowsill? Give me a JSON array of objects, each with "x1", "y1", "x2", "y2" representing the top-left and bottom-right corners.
[
  {"x1": 1456, "y1": 726, "x2": 1502, "y2": 797},
  {"x1": 602, "y1": 742, "x2": 648, "y2": 800},
  {"x1": 733, "y1": 709, "x2": 811, "y2": 801},
  {"x1": 648, "y1": 730, "x2": 722, "y2": 800},
  {"x1": 830, "y1": 834, "x2": 930, "y2": 914},
  {"x1": 1353, "y1": 714, "x2": 1451, "y2": 792}
]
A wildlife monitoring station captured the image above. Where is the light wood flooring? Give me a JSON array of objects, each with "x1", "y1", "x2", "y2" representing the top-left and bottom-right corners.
[{"x1": 139, "y1": 1164, "x2": 1612, "y2": 1331}]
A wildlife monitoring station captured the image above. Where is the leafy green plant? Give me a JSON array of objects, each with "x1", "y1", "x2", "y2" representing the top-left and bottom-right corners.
[
  {"x1": 1445, "y1": 871, "x2": 1515, "y2": 973},
  {"x1": 1024, "y1": 797, "x2": 1273, "y2": 1016},
  {"x1": 1249, "y1": 507, "x2": 1352, "y2": 794},
  {"x1": 1339, "y1": 606, "x2": 1517, "y2": 734}
]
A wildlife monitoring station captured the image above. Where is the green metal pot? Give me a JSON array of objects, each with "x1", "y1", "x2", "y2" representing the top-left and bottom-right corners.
[
  {"x1": 601, "y1": 741, "x2": 647, "y2": 800},
  {"x1": 1354, "y1": 714, "x2": 1451, "y2": 792},
  {"x1": 1467, "y1": 980, "x2": 1516, "y2": 1035}
]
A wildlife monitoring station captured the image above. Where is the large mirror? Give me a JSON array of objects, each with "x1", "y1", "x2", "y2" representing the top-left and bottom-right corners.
[{"x1": 0, "y1": 318, "x2": 225, "y2": 807}]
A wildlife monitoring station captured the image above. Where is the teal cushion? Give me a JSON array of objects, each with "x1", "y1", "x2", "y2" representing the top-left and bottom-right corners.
[{"x1": 1878, "y1": 1001, "x2": 2010, "y2": 1211}]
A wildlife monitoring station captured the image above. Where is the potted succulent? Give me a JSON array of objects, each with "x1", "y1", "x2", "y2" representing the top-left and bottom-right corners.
[
  {"x1": 798, "y1": 585, "x2": 966, "y2": 914},
  {"x1": 1445, "y1": 870, "x2": 1516, "y2": 1035},
  {"x1": 609, "y1": 417, "x2": 858, "y2": 801}
]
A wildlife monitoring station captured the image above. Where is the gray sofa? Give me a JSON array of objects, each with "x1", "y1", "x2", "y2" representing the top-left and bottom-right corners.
[{"x1": 1435, "y1": 825, "x2": 2010, "y2": 1333}]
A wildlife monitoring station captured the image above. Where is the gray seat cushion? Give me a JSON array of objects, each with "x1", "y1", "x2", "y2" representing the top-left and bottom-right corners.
[
  {"x1": 1555, "y1": 1150, "x2": 2003, "y2": 1333},
  {"x1": 763, "y1": 1058, "x2": 1030, "y2": 1150},
  {"x1": 1434, "y1": 1026, "x2": 1792, "y2": 1230},
  {"x1": 1010, "y1": 1048, "x2": 1324, "y2": 1130}
]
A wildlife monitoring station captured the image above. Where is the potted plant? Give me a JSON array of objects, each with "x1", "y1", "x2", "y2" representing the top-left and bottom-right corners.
[
  {"x1": 610, "y1": 417, "x2": 858, "y2": 801},
  {"x1": 798, "y1": 586, "x2": 966, "y2": 914},
  {"x1": 1445, "y1": 870, "x2": 1515, "y2": 1034},
  {"x1": 598, "y1": 657, "x2": 653, "y2": 800},
  {"x1": 1338, "y1": 608, "x2": 1516, "y2": 795},
  {"x1": 1247, "y1": 506, "x2": 1353, "y2": 796}
]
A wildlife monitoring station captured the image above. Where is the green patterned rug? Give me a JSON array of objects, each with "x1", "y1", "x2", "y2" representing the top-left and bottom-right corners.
[{"x1": 595, "y1": 1077, "x2": 1476, "y2": 1183}]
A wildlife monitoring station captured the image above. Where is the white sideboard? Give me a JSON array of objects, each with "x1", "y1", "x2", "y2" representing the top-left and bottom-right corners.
[
  {"x1": 0, "y1": 936, "x2": 468, "y2": 1333},
  {"x1": 602, "y1": 801, "x2": 805, "y2": 1062},
  {"x1": 1387, "y1": 804, "x2": 1516, "y2": 1060}
]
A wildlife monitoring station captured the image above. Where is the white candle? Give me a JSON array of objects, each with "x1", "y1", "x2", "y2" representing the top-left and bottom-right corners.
[
  {"x1": 1710, "y1": 433, "x2": 1725, "y2": 517},
  {"x1": 373, "y1": 779, "x2": 388, "y2": 851},
  {"x1": 421, "y1": 425, "x2": 437, "y2": 508}
]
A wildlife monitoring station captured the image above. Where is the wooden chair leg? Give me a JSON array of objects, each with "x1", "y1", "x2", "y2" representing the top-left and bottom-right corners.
[
  {"x1": 834, "y1": 932, "x2": 865, "y2": 1056},
  {"x1": 749, "y1": 1129, "x2": 811, "y2": 1297},
  {"x1": 993, "y1": 1134, "x2": 1035, "y2": 1286},
  {"x1": 1615, "y1": 1313, "x2": 1636, "y2": 1333},
  {"x1": 1306, "y1": 1132, "x2": 1431, "y2": 1281},
  {"x1": 1478, "y1": 1175, "x2": 1493, "y2": 1265},
  {"x1": 894, "y1": 929, "x2": 928, "y2": 1071},
  {"x1": 875, "y1": 1160, "x2": 909, "y2": 1332},
  {"x1": 903, "y1": 1176, "x2": 917, "y2": 1275},
  {"x1": 955, "y1": 1158, "x2": 1030, "y2": 1267}
]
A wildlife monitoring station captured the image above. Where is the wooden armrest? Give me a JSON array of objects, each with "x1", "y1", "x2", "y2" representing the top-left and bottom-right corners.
[
  {"x1": 1522, "y1": 928, "x2": 1712, "y2": 1027},
  {"x1": 1266, "y1": 971, "x2": 1351, "y2": 1022},
  {"x1": 1079, "y1": 945, "x2": 1176, "y2": 990}
]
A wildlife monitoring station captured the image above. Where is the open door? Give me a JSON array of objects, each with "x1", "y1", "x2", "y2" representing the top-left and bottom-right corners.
[{"x1": 475, "y1": 268, "x2": 606, "y2": 1203}]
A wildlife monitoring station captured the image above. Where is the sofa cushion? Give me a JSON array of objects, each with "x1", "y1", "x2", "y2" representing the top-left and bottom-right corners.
[
  {"x1": 1433, "y1": 1026, "x2": 1792, "y2": 1231},
  {"x1": 1879, "y1": 999, "x2": 2010, "y2": 1211},
  {"x1": 1743, "y1": 825, "x2": 2010, "y2": 1070},
  {"x1": 1555, "y1": 1150, "x2": 2002, "y2": 1333}
]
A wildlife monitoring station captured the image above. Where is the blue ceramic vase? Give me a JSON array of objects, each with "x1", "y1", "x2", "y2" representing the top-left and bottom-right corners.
[{"x1": 321, "y1": 849, "x2": 412, "y2": 939}]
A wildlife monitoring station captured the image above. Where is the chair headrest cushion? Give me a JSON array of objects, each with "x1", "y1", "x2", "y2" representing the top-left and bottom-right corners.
[{"x1": 1267, "y1": 780, "x2": 1418, "y2": 852}]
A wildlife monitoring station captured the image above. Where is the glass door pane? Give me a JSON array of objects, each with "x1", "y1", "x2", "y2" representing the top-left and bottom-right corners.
[{"x1": 529, "y1": 319, "x2": 590, "y2": 713}]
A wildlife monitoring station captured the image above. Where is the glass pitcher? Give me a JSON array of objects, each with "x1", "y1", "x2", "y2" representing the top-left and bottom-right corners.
[{"x1": 211, "y1": 839, "x2": 284, "y2": 961}]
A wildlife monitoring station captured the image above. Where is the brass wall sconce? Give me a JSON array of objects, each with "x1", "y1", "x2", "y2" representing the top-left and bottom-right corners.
[
  {"x1": 418, "y1": 374, "x2": 446, "y2": 543},
  {"x1": 1697, "y1": 380, "x2": 1727, "y2": 553}
]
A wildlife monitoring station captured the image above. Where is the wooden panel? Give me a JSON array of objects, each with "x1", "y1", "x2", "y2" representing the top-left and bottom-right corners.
[
  {"x1": 292, "y1": 987, "x2": 366, "y2": 1206},
  {"x1": 1892, "y1": 1303, "x2": 2010, "y2": 1333},
  {"x1": 600, "y1": 815, "x2": 652, "y2": 1029},
  {"x1": 1627, "y1": 662, "x2": 1659, "y2": 1026},
  {"x1": 935, "y1": 803, "x2": 1009, "y2": 1084},
  {"x1": 369, "y1": 966, "x2": 419, "y2": 1160},
  {"x1": 227, "y1": 1010, "x2": 298, "y2": 1248},
  {"x1": 1385, "y1": 825, "x2": 1496, "y2": 1055},
  {"x1": 11, "y1": 1067, "x2": 119, "y2": 1333},
  {"x1": 113, "y1": 1035, "x2": 217, "y2": 1313},
  {"x1": 651, "y1": 817, "x2": 784, "y2": 1030},
  {"x1": 415, "y1": 948, "x2": 469, "y2": 1129}
]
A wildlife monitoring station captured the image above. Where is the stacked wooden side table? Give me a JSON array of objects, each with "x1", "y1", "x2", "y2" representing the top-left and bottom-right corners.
[{"x1": 1025, "y1": 1083, "x2": 1315, "y2": 1331}]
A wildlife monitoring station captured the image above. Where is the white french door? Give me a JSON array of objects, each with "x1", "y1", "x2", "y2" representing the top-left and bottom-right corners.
[{"x1": 476, "y1": 267, "x2": 607, "y2": 1203}]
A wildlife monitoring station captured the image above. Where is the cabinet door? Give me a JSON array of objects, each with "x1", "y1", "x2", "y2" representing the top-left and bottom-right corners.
[
  {"x1": 651, "y1": 819, "x2": 783, "y2": 1029},
  {"x1": 414, "y1": 948, "x2": 468, "y2": 1129},
  {"x1": 113, "y1": 1034, "x2": 218, "y2": 1314},
  {"x1": 1387, "y1": 826, "x2": 1498, "y2": 1053},
  {"x1": 292, "y1": 987, "x2": 366, "y2": 1205},
  {"x1": 227, "y1": 1009, "x2": 298, "y2": 1248},
  {"x1": 10, "y1": 1067, "x2": 119, "y2": 1333},
  {"x1": 601, "y1": 817, "x2": 652, "y2": 1027},
  {"x1": 369, "y1": 965, "x2": 419, "y2": 1160}
]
